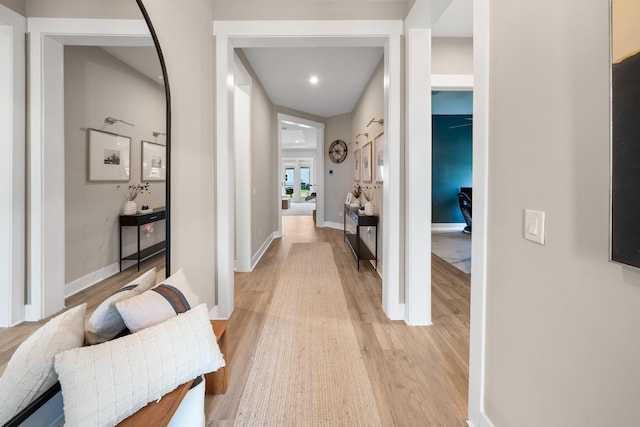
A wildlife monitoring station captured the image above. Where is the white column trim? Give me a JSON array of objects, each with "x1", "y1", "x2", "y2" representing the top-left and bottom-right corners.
[
  {"x1": 215, "y1": 32, "x2": 235, "y2": 318},
  {"x1": 0, "y1": 5, "x2": 26, "y2": 327},
  {"x1": 467, "y1": 0, "x2": 490, "y2": 425},
  {"x1": 404, "y1": 27, "x2": 432, "y2": 326}
]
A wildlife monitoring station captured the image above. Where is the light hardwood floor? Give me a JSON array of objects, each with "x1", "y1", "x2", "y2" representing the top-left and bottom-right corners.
[
  {"x1": 206, "y1": 216, "x2": 470, "y2": 426},
  {"x1": 0, "y1": 217, "x2": 470, "y2": 426}
]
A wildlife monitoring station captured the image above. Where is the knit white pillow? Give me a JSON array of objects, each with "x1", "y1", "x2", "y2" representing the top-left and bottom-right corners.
[
  {"x1": 55, "y1": 303, "x2": 224, "y2": 427},
  {"x1": 85, "y1": 267, "x2": 158, "y2": 344},
  {"x1": 115, "y1": 268, "x2": 199, "y2": 333},
  {"x1": 0, "y1": 303, "x2": 87, "y2": 425}
]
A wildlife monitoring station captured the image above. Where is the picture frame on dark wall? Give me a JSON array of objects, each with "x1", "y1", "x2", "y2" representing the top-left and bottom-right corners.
[
  {"x1": 611, "y1": 0, "x2": 640, "y2": 268},
  {"x1": 87, "y1": 128, "x2": 130, "y2": 182},
  {"x1": 354, "y1": 148, "x2": 361, "y2": 181},
  {"x1": 362, "y1": 142, "x2": 372, "y2": 182},
  {"x1": 142, "y1": 140, "x2": 167, "y2": 181}
]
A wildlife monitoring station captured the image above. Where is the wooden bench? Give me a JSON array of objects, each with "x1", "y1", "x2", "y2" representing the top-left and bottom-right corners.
[{"x1": 119, "y1": 319, "x2": 228, "y2": 426}]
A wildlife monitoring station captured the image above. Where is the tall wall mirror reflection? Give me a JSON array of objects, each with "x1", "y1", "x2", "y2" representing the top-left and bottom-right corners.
[{"x1": 0, "y1": 0, "x2": 171, "y2": 423}]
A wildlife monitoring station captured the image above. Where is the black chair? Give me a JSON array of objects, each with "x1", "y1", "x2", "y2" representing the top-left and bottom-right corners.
[{"x1": 458, "y1": 191, "x2": 472, "y2": 233}]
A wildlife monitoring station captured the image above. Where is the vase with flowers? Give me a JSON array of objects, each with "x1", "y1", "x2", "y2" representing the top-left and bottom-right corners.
[
  {"x1": 362, "y1": 186, "x2": 376, "y2": 215},
  {"x1": 118, "y1": 182, "x2": 150, "y2": 215}
]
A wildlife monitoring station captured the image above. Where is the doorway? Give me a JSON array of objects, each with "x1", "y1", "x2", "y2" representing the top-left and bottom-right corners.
[
  {"x1": 431, "y1": 90, "x2": 473, "y2": 274},
  {"x1": 277, "y1": 113, "x2": 324, "y2": 230},
  {"x1": 282, "y1": 159, "x2": 316, "y2": 217}
]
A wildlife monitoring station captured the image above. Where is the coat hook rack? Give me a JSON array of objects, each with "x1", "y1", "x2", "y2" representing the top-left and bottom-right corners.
[
  {"x1": 105, "y1": 116, "x2": 134, "y2": 126},
  {"x1": 366, "y1": 117, "x2": 384, "y2": 127}
]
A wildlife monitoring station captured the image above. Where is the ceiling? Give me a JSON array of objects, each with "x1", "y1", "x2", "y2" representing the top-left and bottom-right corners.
[
  {"x1": 243, "y1": 46, "x2": 384, "y2": 118},
  {"x1": 100, "y1": 0, "x2": 472, "y2": 120},
  {"x1": 101, "y1": 46, "x2": 164, "y2": 86},
  {"x1": 281, "y1": 120, "x2": 319, "y2": 150},
  {"x1": 241, "y1": 0, "x2": 472, "y2": 118}
]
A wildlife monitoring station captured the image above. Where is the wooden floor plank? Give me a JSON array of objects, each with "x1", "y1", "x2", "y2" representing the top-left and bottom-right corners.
[
  {"x1": 0, "y1": 217, "x2": 470, "y2": 426},
  {"x1": 206, "y1": 217, "x2": 470, "y2": 426}
]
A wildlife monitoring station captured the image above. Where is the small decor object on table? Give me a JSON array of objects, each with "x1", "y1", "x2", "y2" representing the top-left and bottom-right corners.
[{"x1": 118, "y1": 182, "x2": 150, "y2": 215}]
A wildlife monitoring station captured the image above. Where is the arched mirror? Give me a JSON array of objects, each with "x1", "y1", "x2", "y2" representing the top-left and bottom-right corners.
[{"x1": 0, "y1": 1, "x2": 171, "y2": 423}]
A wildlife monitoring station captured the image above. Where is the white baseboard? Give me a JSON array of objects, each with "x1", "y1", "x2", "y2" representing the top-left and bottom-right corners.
[
  {"x1": 385, "y1": 303, "x2": 405, "y2": 321},
  {"x1": 24, "y1": 303, "x2": 39, "y2": 322},
  {"x1": 467, "y1": 412, "x2": 496, "y2": 427},
  {"x1": 432, "y1": 222, "x2": 466, "y2": 231},
  {"x1": 324, "y1": 221, "x2": 344, "y2": 230},
  {"x1": 65, "y1": 262, "x2": 119, "y2": 298},
  {"x1": 480, "y1": 412, "x2": 496, "y2": 427},
  {"x1": 251, "y1": 232, "x2": 276, "y2": 270}
]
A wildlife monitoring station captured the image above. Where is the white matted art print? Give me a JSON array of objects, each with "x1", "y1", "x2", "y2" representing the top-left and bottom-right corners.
[
  {"x1": 354, "y1": 148, "x2": 361, "y2": 181},
  {"x1": 87, "y1": 128, "x2": 130, "y2": 182},
  {"x1": 142, "y1": 141, "x2": 166, "y2": 181},
  {"x1": 362, "y1": 141, "x2": 372, "y2": 182},
  {"x1": 374, "y1": 132, "x2": 384, "y2": 182}
]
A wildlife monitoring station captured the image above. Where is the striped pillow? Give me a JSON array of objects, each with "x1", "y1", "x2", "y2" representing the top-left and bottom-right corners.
[
  {"x1": 115, "y1": 268, "x2": 199, "y2": 333},
  {"x1": 85, "y1": 267, "x2": 158, "y2": 344}
]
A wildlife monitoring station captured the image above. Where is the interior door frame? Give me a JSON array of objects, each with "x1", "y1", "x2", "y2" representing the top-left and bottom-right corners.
[
  {"x1": 214, "y1": 20, "x2": 404, "y2": 321},
  {"x1": 27, "y1": 18, "x2": 157, "y2": 321}
]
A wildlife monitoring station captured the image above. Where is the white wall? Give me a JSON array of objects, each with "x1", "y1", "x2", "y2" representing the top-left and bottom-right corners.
[
  {"x1": 141, "y1": 0, "x2": 217, "y2": 310},
  {"x1": 235, "y1": 52, "x2": 276, "y2": 256},
  {"x1": 484, "y1": 1, "x2": 640, "y2": 426},
  {"x1": 351, "y1": 59, "x2": 385, "y2": 276},
  {"x1": 64, "y1": 46, "x2": 165, "y2": 284},
  {"x1": 211, "y1": 0, "x2": 408, "y2": 20},
  {"x1": 25, "y1": 0, "x2": 139, "y2": 19},
  {"x1": 325, "y1": 112, "x2": 354, "y2": 226},
  {"x1": 0, "y1": 0, "x2": 24, "y2": 15},
  {"x1": 431, "y1": 36, "x2": 473, "y2": 75}
]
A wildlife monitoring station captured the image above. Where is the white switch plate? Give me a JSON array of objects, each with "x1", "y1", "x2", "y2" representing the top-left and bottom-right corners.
[{"x1": 524, "y1": 209, "x2": 545, "y2": 245}]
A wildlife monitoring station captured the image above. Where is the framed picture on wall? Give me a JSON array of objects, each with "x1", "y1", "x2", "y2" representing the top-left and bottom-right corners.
[
  {"x1": 362, "y1": 141, "x2": 372, "y2": 182},
  {"x1": 374, "y1": 132, "x2": 384, "y2": 182},
  {"x1": 87, "y1": 128, "x2": 130, "y2": 182},
  {"x1": 142, "y1": 141, "x2": 166, "y2": 181},
  {"x1": 354, "y1": 148, "x2": 361, "y2": 181},
  {"x1": 611, "y1": 0, "x2": 640, "y2": 267}
]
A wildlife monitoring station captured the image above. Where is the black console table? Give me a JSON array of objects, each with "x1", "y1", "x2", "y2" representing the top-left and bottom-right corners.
[
  {"x1": 343, "y1": 205, "x2": 378, "y2": 271},
  {"x1": 119, "y1": 207, "x2": 166, "y2": 271}
]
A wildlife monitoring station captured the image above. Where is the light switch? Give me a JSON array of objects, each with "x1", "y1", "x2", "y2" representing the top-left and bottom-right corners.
[{"x1": 524, "y1": 209, "x2": 545, "y2": 245}]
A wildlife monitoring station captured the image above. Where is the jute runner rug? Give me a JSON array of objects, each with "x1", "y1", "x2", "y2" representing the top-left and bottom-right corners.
[{"x1": 234, "y1": 242, "x2": 382, "y2": 426}]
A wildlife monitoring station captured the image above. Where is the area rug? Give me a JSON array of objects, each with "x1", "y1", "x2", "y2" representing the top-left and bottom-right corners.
[{"x1": 234, "y1": 242, "x2": 381, "y2": 426}]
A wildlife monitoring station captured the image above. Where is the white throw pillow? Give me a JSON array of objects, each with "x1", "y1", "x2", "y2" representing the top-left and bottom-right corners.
[
  {"x1": 55, "y1": 303, "x2": 225, "y2": 427},
  {"x1": 0, "y1": 303, "x2": 87, "y2": 425},
  {"x1": 85, "y1": 267, "x2": 158, "y2": 344},
  {"x1": 115, "y1": 268, "x2": 199, "y2": 333}
]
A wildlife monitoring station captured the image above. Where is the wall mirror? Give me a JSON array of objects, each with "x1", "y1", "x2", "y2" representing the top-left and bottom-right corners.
[
  {"x1": 0, "y1": 1, "x2": 171, "y2": 323},
  {"x1": 0, "y1": 0, "x2": 171, "y2": 423}
]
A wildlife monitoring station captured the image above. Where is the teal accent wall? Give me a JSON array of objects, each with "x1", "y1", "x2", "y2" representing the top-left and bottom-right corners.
[{"x1": 432, "y1": 115, "x2": 472, "y2": 223}]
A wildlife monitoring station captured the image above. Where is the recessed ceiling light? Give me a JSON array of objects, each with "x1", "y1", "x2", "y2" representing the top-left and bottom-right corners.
[{"x1": 309, "y1": 76, "x2": 319, "y2": 85}]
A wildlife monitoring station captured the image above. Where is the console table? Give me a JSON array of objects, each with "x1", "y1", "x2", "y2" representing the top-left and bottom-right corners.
[
  {"x1": 119, "y1": 208, "x2": 166, "y2": 272},
  {"x1": 343, "y1": 205, "x2": 378, "y2": 271}
]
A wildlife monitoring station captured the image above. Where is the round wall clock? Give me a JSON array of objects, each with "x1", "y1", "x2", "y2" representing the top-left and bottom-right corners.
[{"x1": 328, "y1": 139, "x2": 348, "y2": 163}]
